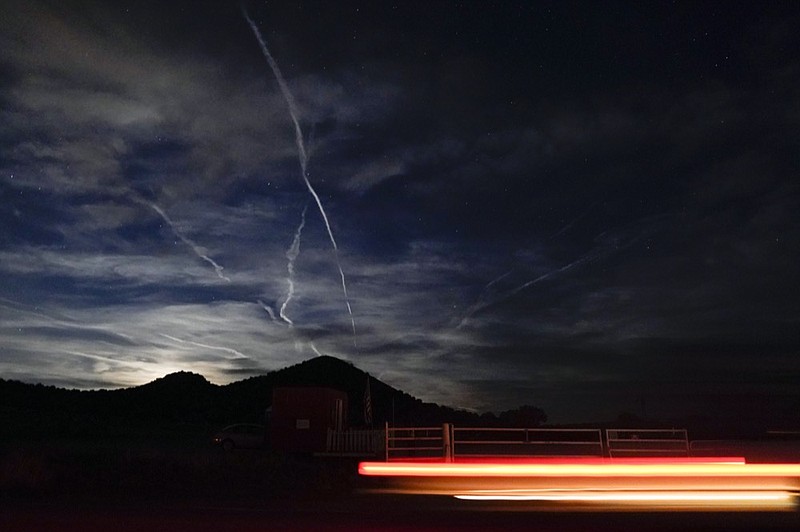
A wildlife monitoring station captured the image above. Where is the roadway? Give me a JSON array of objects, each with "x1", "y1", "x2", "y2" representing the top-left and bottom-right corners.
[{"x1": 4, "y1": 493, "x2": 800, "y2": 531}]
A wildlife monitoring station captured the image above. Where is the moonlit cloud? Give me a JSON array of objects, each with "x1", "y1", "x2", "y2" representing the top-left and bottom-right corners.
[{"x1": 1, "y1": 0, "x2": 798, "y2": 424}]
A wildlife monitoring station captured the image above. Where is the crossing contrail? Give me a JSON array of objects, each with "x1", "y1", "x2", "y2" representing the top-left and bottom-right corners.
[
  {"x1": 242, "y1": 9, "x2": 356, "y2": 341},
  {"x1": 279, "y1": 204, "x2": 307, "y2": 326},
  {"x1": 457, "y1": 214, "x2": 668, "y2": 328},
  {"x1": 257, "y1": 299, "x2": 277, "y2": 321},
  {"x1": 456, "y1": 253, "x2": 599, "y2": 329}
]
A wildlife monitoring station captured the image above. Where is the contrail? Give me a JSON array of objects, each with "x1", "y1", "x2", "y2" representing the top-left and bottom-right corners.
[
  {"x1": 455, "y1": 270, "x2": 512, "y2": 329},
  {"x1": 550, "y1": 201, "x2": 598, "y2": 239},
  {"x1": 161, "y1": 333, "x2": 249, "y2": 359},
  {"x1": 243, "y1": 9, "x2": 356, "y2": 341},
  {"x1": 279, "y1": 204, "x2": 307, "y2": 326},
  {"x1": 456, "y1": 254, "x2": 597, "y2": 329},
  {"x1": 478, "y1": 270, "x2": 513, "y2": 301},
  {"x1": 309, "y1": 342, "x2": 325, "y2": 357},
  {"x1": 458, "y1": 215, "x2": 667, "y2": 327},
  {"x1": 0, "y1": 298, "x2": 135, "y2": 342},
  {"x1": 257, "y1": 299, "x2": 277, "y2": 321},
  {"x1": 145, "y1": 201, "x2": 231, "y2": 282},
  {"x1": 505, "y1": 253, "x2": 598, "y2": 298}
]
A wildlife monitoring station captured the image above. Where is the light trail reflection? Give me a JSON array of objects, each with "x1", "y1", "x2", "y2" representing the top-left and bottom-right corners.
[{"x1": 359, "y1": 458, "x2": 800, "y2": 511}]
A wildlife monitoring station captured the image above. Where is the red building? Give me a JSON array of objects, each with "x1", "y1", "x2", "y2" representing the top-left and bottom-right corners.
[{"x1": 270, "y1": 387, "x2": 347, "y2": 453}]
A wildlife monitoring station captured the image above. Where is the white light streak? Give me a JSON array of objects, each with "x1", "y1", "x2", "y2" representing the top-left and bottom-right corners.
[{"x1": 455, "y1": 490, "x2": 793, "y2": 502}]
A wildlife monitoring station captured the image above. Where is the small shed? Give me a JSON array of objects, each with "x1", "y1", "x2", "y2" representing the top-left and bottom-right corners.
[{"x1": 270, "y1": 387, "x2": 348, "y2": 453}]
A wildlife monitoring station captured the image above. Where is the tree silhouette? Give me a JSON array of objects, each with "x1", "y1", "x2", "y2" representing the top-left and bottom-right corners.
[{"x1": 498, "y1": 405, "x2": 547, "y2": 427}]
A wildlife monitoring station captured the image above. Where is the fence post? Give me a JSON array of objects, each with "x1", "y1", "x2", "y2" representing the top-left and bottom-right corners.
[
  {"x1": 451, "y1": 423, "x2": 456, "y2": 461},
  {"x1": 443, "y1": 423, "x2": 453, "y2": 462},
  {"x1": 384, "y1": 421, "x2": 389, "y2": 462}
]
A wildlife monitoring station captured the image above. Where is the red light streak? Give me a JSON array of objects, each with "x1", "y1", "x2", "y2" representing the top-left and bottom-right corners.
[{"x1": 359, "y1": 460, "x2": 800, "y2": 478}]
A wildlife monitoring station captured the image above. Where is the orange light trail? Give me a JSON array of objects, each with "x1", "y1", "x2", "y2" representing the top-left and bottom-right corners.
[{"x1": 358, "y1": 458, "x2": 800, "y2": 511}]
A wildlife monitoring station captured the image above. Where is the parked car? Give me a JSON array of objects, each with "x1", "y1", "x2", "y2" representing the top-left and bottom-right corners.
[{"x1": 213, "y1": 423, "x2": 267, "y2": 451}]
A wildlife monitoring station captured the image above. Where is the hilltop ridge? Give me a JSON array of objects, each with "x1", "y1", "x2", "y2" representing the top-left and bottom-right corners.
[{"x1": 0, "y1": 355, "x2": 484, "y2": 438}]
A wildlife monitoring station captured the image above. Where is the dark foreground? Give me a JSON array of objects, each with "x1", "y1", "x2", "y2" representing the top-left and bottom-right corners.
[
  {"x1": 2, "y1": 438, "x2": 799, "y2": 531},
  {"x1": 4, "y1": 495, "x2": 800, "y2": 532}
]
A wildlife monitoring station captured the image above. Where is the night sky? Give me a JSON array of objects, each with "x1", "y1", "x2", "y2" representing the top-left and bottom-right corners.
[{"x1": 1, "y1": 1, "x2": 798, "y2": 424}]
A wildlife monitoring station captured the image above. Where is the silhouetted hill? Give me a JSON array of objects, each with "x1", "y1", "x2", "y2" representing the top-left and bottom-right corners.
[
  {"x1": 1, "y1": 358, "x2": 777, "y2": 441},
  {"x1": 137, "y1": 370, "x2": 213, "y2": 391},
  {"x1": 0, "y1": 356, "x2": 483, "y2": 440},
  {"x1": 268, "y1": 355, "x2": 484, "y2": 426},
  {"x1": 218, "y1": 355, "x2": 484, "y2": 427}
]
